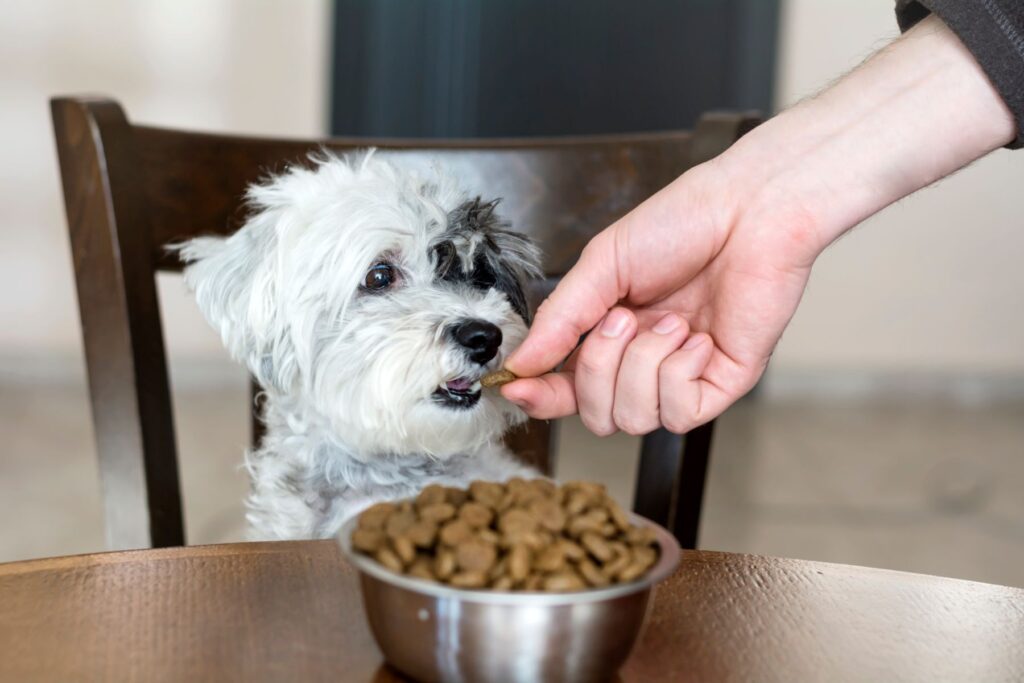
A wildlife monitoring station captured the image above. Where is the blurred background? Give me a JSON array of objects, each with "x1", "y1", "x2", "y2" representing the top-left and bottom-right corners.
[{"x1": 1, "y1": 0, "x2": 1022, "y2": 586}]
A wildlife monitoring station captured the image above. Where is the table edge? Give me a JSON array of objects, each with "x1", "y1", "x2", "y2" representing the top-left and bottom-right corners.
[{"x1": 2, "y1": 541, "x2": 1022, "y2": 596}]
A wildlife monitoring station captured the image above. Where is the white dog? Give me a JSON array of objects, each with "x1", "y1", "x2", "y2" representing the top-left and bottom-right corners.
[{"x1": 178, "y1": 152, "x2": 541, "y2": 540}]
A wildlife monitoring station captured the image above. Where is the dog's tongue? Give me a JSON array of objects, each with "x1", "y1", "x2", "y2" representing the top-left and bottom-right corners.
[{"x1": 445, "y1": 377, "x2": 474, "y2": 392}]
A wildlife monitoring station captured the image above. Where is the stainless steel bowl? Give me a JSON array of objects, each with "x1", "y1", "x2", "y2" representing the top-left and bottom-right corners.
[{"x1": 337, "y1": 513, "x2": 680, "y2": 683}]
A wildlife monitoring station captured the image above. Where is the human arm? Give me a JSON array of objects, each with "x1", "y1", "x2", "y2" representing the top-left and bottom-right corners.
[{"x1": 501, "y1": 14, "x2": 1016, "y2": 435}]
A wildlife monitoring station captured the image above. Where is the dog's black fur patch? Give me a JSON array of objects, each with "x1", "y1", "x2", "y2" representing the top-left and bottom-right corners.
[{"x1": 433, "y1": 198, "x2": 539, "y2": 322}]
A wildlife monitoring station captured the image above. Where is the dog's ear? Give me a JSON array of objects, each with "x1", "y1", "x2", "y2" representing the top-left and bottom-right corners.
[
  {"x1": 175, "y1": 210, "x2": 296, "y2": 391},
  {"x1": 456, "y1": 197, "x2": 543, "y2": 281},
  {"x1": 482, "y1": 229, "x2": 543, "y2": 324},
  {"x1": 448, "y1": 197, "x2": 544, "y2": 323},
  {"x1": 486, "y1": 228, "x2": 543, "y2": 283},
  {"x1": 470, "y1": 201, "x2": 543, "y2": 323}
]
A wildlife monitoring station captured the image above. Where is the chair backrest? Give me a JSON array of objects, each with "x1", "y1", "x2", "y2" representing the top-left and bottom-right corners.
[{"x1": 51, "y1": 96, "x2": 759, "y2": 551}]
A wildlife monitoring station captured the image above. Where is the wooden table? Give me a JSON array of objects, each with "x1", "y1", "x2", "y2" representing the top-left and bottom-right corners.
[{"x1": 2, "y1": 542, "x2": 1022, "y2": 682}]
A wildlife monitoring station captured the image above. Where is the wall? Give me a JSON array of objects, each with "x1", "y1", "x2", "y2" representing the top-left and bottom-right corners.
[{"x1": 0, "y1": 0, "x2": 329, "y2": 381}]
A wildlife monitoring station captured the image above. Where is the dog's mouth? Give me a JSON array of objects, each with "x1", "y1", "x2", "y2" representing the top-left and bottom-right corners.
[{"x1": 432, "y1": 376, "x2": 482, "y2": 410}]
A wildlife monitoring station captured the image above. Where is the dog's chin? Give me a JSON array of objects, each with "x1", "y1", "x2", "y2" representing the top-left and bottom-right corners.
[
  {"x1": 431, "y1": 376, "x2": 482, "y2": 410},
  {"x1": 375, "y1": 389, "x2": 512, "y2": 459}
]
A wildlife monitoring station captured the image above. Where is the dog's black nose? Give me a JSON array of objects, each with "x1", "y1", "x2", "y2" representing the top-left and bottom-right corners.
[{"x1": 449, "y1": 319, "x2": 503, "y2": 365}]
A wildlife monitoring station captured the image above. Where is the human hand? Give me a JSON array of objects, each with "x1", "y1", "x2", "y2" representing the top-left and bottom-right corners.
[{"x1": 501, "y1": 159, "x2": 817, "y2": 435}]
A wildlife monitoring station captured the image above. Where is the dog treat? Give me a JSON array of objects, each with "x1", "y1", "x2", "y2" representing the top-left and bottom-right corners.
[
  {"x1": 479, "y1": 369, "x2": 518, "y2": 388},
  {"x1": 351, "y1": 479, "x2": 660, "y2": 592}
]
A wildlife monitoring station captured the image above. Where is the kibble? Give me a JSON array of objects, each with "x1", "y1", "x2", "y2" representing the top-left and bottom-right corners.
[
  {"x1": 420, "y1": 502, "x2": 456, "y2": 523},
  {"x1": 580, "y1": 532, "x2": 614, "y2": 563},
  {"x1": 578, "y1": 559, "x2": 610, "y2": 588},
  {"x1": 375, "y1": 547, "x2": 403, "y2": 573},
  {"x1": 351, "y1": 479, "x2": 661, "y2": 592},
  {"x1": 408, "y1": 556, "x2": 435, "y2": 581},
  {"x1": 543, "y1": 571, "x2": 585, "y2": 592},
  {"x1": 351, "y1": 528, "x2": 384, "y2": 553},
  {"x1": 479, "y1": 369, "x2": 518, "y2": 388},
  {"x1": 434, "y1": 548, "x2": 456, "y2": 579},
  {"x1": 455, "y1": 538, "x2": 497, "y2": 572},
  {"x1": 535, "y1": 544, "x2": 565, "y2": 572},
  {"x1": 450, "y1": 570, "x2": 489, "y2": 588},
  {"x1": 459, "y1": 502, "x2": 493, "y2": 528},
  {"x1": 391, "y1": 535, "x2": 416, "y2": 564},
  {"x1": 508, "y1": 543, "x2": 531, "y2": 582},
  {"x1": 405, "y1": 519, "x2": 438, "y2": 548},
  {"x1": 439, "y1": 519, "x2": 473, "y2": 546},
  {"x1": 416, "y1": 484, "x2": 448, "y2": 508},
  {"x1": 469, "y1": 481, "x2": 503, "y2": 508},
  {"x1": 358, "y1": 502, "x2": 395, "y2": 530},
  {"x1": 385, "y1": 509, "x2": 416, "y2": 539}
]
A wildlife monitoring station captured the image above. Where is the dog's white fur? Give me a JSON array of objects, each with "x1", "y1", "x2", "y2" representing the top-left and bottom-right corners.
[{"x1": 178, "y1": 152, "x2": 541, "y2": 540}]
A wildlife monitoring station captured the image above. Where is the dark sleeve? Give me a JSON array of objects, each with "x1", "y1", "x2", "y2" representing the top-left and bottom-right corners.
[{"x1": 896, "y1": 0, "x2": 1024, "y2": 149}]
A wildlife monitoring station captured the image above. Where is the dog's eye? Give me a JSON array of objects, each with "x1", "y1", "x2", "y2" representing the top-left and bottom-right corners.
[{"x1": 363, "y1": 263, "x2": 396, "y2": 291}]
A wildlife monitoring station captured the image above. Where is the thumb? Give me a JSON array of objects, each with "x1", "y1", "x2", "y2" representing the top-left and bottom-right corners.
[{"x1": 506, "y1": 229, "x2": 622, "y2": 377}]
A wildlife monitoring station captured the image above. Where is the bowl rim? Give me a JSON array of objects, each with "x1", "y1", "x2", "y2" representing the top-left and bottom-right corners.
[{"x1": 336, "y1": 510, "x2": 681, "y2": 605}]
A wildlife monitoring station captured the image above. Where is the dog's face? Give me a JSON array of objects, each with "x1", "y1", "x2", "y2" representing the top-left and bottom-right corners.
[{"x1": 180, "y1": 153, "x2": 541, "y2": 459}]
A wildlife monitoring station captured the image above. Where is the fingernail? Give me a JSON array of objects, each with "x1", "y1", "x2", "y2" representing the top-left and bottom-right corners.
[
  {"x1": 683, "y1": 333, "x2": 706, "y2": 350},
  {"x1": 653, "y1": 313, "x2": 681, "y2": 335},
  {"x1": 600, "y1": 309, "x2": 630, "y2": 338}
]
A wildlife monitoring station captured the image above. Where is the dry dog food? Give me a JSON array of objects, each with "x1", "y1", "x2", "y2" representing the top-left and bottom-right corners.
[
  {"x1": 479, "y1": 369, "x2": 518, "y2": 388},
  {"x1": 351, "y1": 479, "x2": 660, "y2": 592}
]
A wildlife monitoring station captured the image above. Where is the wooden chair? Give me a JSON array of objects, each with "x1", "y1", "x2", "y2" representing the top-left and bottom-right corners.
[{"x1": 51, "y1": 95, "x2": 760, "y2": 551}]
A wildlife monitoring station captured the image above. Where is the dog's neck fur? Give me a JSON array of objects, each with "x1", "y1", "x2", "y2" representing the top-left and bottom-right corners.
[{"x1": 244, "y1": 391, "x2": 533, "y2": 540}]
